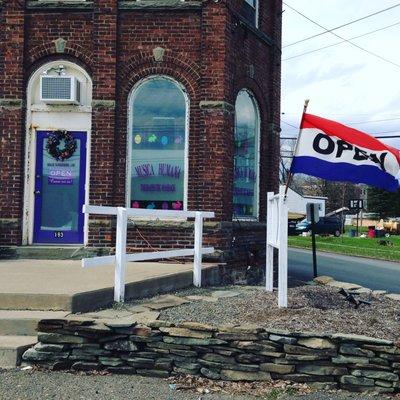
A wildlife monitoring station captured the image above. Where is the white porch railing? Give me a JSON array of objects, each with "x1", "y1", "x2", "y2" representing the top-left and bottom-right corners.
[
  {"x1": 82, "y1": 205, "x2": 215, "y2": 302},
  {"x1": 266, "y1": 186, "x2": 288, "y2": 308}
]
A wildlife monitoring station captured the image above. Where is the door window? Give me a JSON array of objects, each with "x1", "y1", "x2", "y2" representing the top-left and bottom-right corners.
[{"x1": 33, "y1": 131, "x2": 86, "y2": 243}]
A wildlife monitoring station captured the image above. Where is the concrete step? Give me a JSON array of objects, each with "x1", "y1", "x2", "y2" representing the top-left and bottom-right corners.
[
  {"x1": 0, "y1": 293, "x2": 72, "y2": 312},
  {"x1": 0, "y1": 335, "x2": 37, "y2": 368},
  {"x1": 0, "y1": 246, "x2": 111, "y2": 260},
  {"x1": 0, "y1": 310, "x2": 69, "y2": 336}
]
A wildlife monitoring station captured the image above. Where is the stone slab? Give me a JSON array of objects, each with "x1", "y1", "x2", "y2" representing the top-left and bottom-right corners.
[
  {"x1": 0, "y1": 310, "x2": 69, "y2": 335},
  {"x1": 81, "y1": 310, "x2": 133, "y2": 320},
  {"x1": 185, "y1": 295, "x2": 218, "y2": 303},
  {"x1": 141, "y1": 295, "x2": 189, "y2": 310},
  {"x1": 313, "y1": 276, "x2": 334, "y2": 285},
  {"x1": 0, "y1": 335, "x2": 37, "y2": 368},
  {"x1": 386, "y1": 293, "x2": 400, "y2": 301},
  {"x1": 211, "y1": 290, "x2": 241, "y2": 299},
  {"x1": 326, "y1": 281, "x2": 362, "y2": 290}
]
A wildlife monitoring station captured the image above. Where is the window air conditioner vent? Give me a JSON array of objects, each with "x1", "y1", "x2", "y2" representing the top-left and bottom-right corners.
[{"x1": 40, "y1": 76, "x2": 81, "y2": 104}]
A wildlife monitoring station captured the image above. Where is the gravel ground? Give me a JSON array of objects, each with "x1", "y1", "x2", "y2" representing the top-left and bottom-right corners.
[
  {"x1": 155, "y1": 286, "x2": 400, "y2": 341},
  {"x1": 0, "y1": 370, "x2": 394, "y2": 400}
]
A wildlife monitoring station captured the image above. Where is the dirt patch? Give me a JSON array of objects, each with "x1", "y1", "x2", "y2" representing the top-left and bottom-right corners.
[{"x1": 157, "y1": 285, "x2": 400, "y2": 341}]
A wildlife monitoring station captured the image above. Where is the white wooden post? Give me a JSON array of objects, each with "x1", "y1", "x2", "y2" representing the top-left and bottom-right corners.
[
  {"x1": 114, "y1": 207, "x2": 127, "y2": 302},
  {"x1": 193, "y1": 211, "x2": 203, "y2": 287},
  {"x1": 278, "y1": 186, "x2": 288, "y2": 308},
  {"x1": 266, "y1": 192, "x2": 274, "y2": 292}
]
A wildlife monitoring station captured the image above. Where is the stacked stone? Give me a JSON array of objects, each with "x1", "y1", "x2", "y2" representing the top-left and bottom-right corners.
[{"x1": 22, "y1": 319, "x2": 400, "y2": 394}]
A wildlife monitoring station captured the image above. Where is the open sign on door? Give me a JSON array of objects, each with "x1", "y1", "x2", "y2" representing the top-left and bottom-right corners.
[{"x1": 48, "y1": 166, "x2": 73, "y2": 185}]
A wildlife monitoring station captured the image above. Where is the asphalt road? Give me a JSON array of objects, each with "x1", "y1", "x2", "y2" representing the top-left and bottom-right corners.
[{"x1": 288, "y1": 248, "x2": 400, "y2": 293}]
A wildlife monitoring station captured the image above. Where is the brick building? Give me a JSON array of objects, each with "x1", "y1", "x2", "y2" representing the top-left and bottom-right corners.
[{"x1": 0, "y1": 0, "x2": 282, "y2": 265}]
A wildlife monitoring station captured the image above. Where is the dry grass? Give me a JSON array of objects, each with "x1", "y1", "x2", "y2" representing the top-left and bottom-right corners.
[{"x1": 160, "y1": 286, "x2": 400, "y2": 341}]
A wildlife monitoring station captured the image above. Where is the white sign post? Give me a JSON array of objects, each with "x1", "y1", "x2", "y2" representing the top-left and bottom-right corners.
[{"x1": 266, "y1": 186, "x2": 288, "y2": 308}]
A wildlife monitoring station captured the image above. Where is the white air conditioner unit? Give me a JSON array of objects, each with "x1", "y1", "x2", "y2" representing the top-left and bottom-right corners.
[{"x1": 40, "y1": 75, "x2": 81, "y2": 104}]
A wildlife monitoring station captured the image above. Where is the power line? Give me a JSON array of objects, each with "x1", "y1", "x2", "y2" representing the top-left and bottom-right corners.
[
  {"x1": 283, "y1": 1, "x2": 400, "y2": 69},
  {"x1": 370, "y1": 129, "x2": 400, "y2": 134},
  {"x1": 283, "y1": 117, "x2": 400, "y2": 129},
  {"x1": 281, "y1": 128, "x2": 400, "y2": 136},
  {"x1": 281, "y1": 120, "x2": 299, "y2": 129},
  {"x1": 283, "y1": 21, "x2": 400, "y2": 62},
  {"x1": 282, "y1": 112, "x2": 400, "y2": 116},
  {"x1": 350, "y1": 117, "x2": 400, "y2": 125},
  {"x1": 283, "y1": 2, "x2": 400, "y2": 48}
]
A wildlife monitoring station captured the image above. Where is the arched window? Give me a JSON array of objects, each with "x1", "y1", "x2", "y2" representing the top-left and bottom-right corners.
[
  {"x1": 128, "y1": 77, "x2": 188, "y2": 211},
  {"x1": 233, "y1": 90, "x2": 260, "y2": 219}
]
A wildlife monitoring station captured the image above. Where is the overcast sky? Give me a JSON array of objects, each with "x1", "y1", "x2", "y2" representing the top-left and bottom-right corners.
[{"x1": 281, "y1": 0, "x2": 400, "y2": 149}]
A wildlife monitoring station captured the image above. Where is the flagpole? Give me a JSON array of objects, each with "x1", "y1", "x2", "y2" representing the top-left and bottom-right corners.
[{"x1": 284, "y1": 99, "x2": 310, "y2": 199}]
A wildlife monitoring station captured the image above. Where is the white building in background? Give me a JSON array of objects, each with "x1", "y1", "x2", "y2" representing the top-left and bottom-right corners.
[{"x1": 281, "y1": 186, "x2": 327, "y2": 218}]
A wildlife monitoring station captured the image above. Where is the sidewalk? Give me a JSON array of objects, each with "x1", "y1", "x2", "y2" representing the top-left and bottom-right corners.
[{"x1": 0, "y1": 259, "x2": 220, "y2": 312}]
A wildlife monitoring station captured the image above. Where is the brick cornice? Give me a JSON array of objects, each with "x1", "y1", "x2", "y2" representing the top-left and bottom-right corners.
[
  {"x1": 26, "y1": 1, "x2": 93, "y2": 10},
  {"x1": 25, "y1": 0, "x2": 203, "y2": 11},
  {"x1": 119, "y1": 0, "x2": 203, "y2": 11}
]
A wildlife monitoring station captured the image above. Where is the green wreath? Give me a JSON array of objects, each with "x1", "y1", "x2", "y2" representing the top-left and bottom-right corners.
[{"x1": 46, "y1": 130, "x2": 77, "y2": 161}]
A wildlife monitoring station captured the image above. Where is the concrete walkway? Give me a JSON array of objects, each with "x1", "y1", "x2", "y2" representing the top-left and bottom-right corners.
[{"x1": 0, "y1": 259, "x2": 220, "y2": 312}]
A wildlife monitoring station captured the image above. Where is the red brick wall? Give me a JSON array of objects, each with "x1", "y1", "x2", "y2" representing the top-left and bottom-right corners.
[
  {"x1": 0, "y1": 0, "x2": 281, "y2": 263},
  {"x1": 0, "y1": 0, "x2": 25, "y2": 245}
]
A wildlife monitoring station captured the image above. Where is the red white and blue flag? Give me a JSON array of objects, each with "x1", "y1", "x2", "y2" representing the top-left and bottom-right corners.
[{"x1": 290, "y1": 113, "x2": 400, "y2": 192}]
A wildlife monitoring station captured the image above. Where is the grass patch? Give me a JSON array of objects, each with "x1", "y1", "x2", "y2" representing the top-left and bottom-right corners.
[{"x1": 288, "y1": 235, "x2": 400, "y2": 262}]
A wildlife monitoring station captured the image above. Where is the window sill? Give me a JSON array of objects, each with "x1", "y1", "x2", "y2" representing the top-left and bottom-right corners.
[{"x1": 30, "y1": 104, "x2": 92, "y2": 113}]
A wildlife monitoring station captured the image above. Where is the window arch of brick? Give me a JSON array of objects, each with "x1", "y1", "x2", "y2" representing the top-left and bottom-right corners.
[{"x1": 26, "y1": 44, "x2": 94, "y2": 76}]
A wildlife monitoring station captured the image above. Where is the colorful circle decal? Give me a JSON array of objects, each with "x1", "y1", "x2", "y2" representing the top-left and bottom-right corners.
[
  {"x1": 172, "y1": 201, "x2": 182, "y2": 210},
  {"x1": 161, "y1": 136, "x2": 168, "y2": 146},
  {"x1": 148, "y1": 134, "x2": 158, "y2": 143},
  {"x1": 134, "y1": 135, "x2": 142, "y2": 145},
  {"x1": 175, "y1": 136, "x2": 183, "y2": 144}
]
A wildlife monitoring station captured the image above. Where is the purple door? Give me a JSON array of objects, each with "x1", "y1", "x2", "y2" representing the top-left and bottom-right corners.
[{"x1": 33, "y1": 131, "x2": 87, "y2": 244}]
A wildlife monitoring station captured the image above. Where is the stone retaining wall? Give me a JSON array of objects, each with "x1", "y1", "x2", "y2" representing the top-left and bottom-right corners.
[{"x1": 23, "y1": 319, "x2": 400, "y2": 394}]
